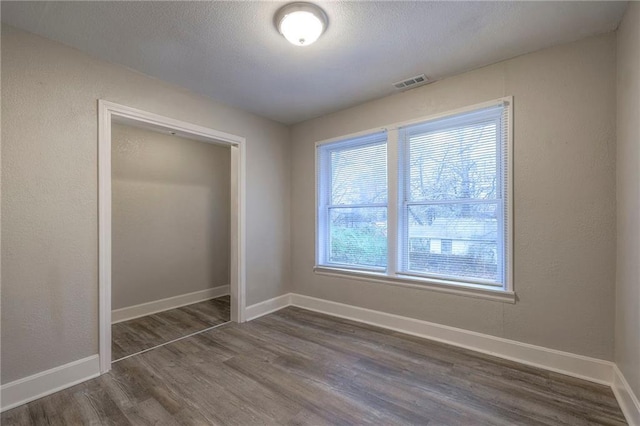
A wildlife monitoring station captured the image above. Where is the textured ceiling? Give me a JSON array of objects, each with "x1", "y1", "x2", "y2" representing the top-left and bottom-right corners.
[{"x1": 1, "y1": 1, "x2": 628, "y2": 124}]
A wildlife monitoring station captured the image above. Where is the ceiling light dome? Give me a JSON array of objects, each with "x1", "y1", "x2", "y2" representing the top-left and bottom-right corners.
[{"x1": 275, "y1": 2, "x2": 328, "y2": 47}]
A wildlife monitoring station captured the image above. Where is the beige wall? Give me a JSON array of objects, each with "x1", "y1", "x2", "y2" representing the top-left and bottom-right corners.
[
  {"x1": 112, "y1": 124, "x2": 230, "y2": 310},
  {"x1": 1, "y1": 25, "x2": 291, "y2": 383},
  {"x1": 616, "y1": 2, "x2": 640, "y2": 399},
  {"x1": 291, "y1": 34, "x2": 617, "y2": 360}
]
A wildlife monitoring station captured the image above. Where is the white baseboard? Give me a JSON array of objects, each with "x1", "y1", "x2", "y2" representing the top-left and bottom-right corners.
[
  {"x1": 112, "y1": 285, "x2": 230, "y2": 323},
  {"x1": 613, "y1": 365, "x2": 640, "y2": 426},
  {"x1": 288, "y1": 293, "x2": 614, "y2": 386},
  {"x1": 1, "y1": 355, "x2": 100, "y2": 413},
  {"x1": 245, "y1": 293, "x2": 292, "y2": 321}
]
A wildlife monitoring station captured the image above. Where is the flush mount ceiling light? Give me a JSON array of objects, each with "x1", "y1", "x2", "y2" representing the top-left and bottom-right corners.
[{"x1": 275, "y1": 2, "x2": 328, "y2": 47}]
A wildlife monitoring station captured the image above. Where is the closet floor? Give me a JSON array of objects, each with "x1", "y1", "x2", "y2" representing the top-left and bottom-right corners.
[{"x1": 111, "y1": 295, "x2": 230, "y2": 361}]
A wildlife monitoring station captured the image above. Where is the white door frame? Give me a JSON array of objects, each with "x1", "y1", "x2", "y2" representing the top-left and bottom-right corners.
[{"x1": 98, "y1": 100, "x2": 246, "y2": 374}]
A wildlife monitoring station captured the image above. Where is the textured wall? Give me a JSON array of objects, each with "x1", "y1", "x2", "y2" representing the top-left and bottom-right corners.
[
  {"x1": 1, "y1": 25, "x2": 291, "y2": 383},
  {"x1": 112, "y1": 124, "x2": 230, "y2": 310},
  {"x1": 616, "y1": 2, "x2": 640, "y2": 399},
  {"x1": 291, "y1": 34, "x2": 617, "y2": 360}
]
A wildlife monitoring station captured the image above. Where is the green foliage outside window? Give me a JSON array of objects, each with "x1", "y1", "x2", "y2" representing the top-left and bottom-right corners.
[{"x1": 330, "y1": 226, "x2": 387, "y2": 268}]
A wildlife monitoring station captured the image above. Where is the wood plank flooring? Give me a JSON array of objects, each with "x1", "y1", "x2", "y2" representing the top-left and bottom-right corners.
[
  {"x1": 2, "y1": 306, "x2": 626, "y2": 425},
  {"x1": 112, "y1": 296, "x2": 230, "y2": 360}
]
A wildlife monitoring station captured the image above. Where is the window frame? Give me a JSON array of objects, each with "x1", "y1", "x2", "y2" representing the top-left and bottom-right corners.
[
  {"x1": 317, "y1": 132, "x2": 389, "y2": 272},
  {"x1": 314, "y1": 97, "x2": 514, "y2": 303},
  {"x1": 397, "y1": 104, "x2": 507, "y2": 288}
]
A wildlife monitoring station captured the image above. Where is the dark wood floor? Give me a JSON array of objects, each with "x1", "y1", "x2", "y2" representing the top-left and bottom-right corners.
[
  {"x1": 2, "y1": 306, "x2": 626, "y2": 425},
  {"x1": 112, "y1": 296, "x2": 230, "y2": 360}
]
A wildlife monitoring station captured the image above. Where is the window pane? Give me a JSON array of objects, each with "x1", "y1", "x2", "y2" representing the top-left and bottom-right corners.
[
  {"x1": 329, "y1": 207, "x2": 387, "y2": 268},
  {"x1": 405, "y1": 203, "x2": 499, "y2": 282},
  {"x1": 331, "y1": 143, "x2": 387, "y2": 205},
  {"x1": 408, "y1": 121, "x2": 497, "y2": 202}
]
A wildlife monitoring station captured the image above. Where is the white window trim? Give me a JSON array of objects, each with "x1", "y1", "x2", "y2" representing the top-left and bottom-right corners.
[
  {"x1": 313, "y1": 266, "x2": 516, "y2": 303},
  {"x1": 314, "y1": 97, "x2": 514, "y2": 304}
]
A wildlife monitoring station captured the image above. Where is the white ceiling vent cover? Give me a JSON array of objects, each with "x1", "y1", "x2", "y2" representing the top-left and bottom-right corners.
[{"x1": 393, "y1": 74, "x2": 429, "y2": 91}]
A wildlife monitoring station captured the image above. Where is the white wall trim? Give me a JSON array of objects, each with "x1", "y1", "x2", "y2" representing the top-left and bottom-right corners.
[
  {"x1": 285, "y1": 294, "x2": 614, "y2": 386},
  {"x1": 112, "y1": 285, "x2": 230, "y2": 324},
  {"x1": 613, "y1": 365, "x2": 640, "y2": 426},
  {"x1": 1, "y1": 355, "x2": 100, "y2": 413},
  {"x1": 313, "y1": 267, "x2": 516, "y2": 303},
  {"x1": 98, "y1": 99, "x2": 247, "y2": 374},
  {"x1": 245, "y1": 293, "x2": 292, "y2": 321}
]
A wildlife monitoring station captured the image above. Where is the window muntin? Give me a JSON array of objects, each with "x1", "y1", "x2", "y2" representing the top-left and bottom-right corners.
[{"x1": 316, "y1": 100, "x2": 511, "y2": 293}]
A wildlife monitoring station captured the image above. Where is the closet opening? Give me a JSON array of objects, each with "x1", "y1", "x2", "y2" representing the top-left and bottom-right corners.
[{"x1": 98, "y1": 101, "x2": 246, "y2": 373}]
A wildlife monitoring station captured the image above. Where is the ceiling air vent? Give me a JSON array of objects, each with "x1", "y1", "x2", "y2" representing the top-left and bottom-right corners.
[{"x1": 393, "y1": 74, "x2": 429, "y2": 91}]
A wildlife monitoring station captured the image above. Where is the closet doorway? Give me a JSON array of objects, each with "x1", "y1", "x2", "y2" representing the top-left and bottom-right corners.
[{"x1": 98, "y1": 101, "x2": 246, "y2": 373}]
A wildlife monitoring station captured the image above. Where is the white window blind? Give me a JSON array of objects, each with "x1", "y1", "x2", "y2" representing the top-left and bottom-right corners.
[
  {"x1": 316, "y1": 99, "x2": 512, "y2": 294},
  {"x1": 317, "y1": 132, "x2": 388, "y2": 270},
  {"x1": 399, "y1": 104, "x2": 509, "y2": 286}
]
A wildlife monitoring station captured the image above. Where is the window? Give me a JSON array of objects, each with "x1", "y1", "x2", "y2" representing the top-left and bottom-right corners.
[
  {"x1": 317, "y1": 132, "x2": 388, "y2": 270},
  {"x1": 316, "y1": 99, "x2": 513, "y2": 298},
  {"x1": 399, "y1": 104, "x2": 509, "y2": 287}
]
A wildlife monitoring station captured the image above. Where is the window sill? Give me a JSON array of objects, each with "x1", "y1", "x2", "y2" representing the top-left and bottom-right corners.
[{"x1": 313, "y1": 266, "x2": 516, "y2": 304}]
